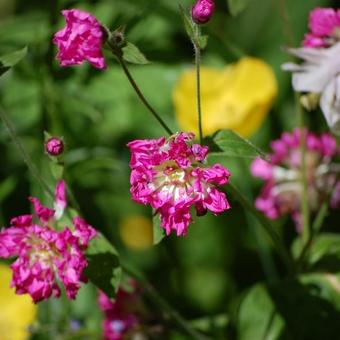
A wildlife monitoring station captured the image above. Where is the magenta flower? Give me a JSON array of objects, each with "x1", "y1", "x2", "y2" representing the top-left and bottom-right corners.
[
  {"x1": 303, "y1": 8, "x2": 340, "y2": 48},
  {"x1": 127, "y1": 132, "x2": 231, "y2": 236},
  {"x1": 45, "y1": 137, "x2": 64, "y2": 156},
  {"x1": 191, "y1": 0, "x2": 215, "y2": 24},
  {"x1": 251, "y1": 129, "x2": 340, "y2": 230},
  {"x1": 98, "y1": 283, "x2": 141, "y2": 340},
  {"x1": 0, "y1": 181, "x2": 96, "y2": 303},
  {"x1": 53, "y1": 9, "x2": 106, "y2": 69}
]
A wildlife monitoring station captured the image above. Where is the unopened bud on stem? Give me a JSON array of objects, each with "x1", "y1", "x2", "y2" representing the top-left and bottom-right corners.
[
  {"x1": 45, "y1": 137, "x2": 64, "y2": 156},
  {"x1": 191, "y1": 0, "x2": 215, "y2": 24}
]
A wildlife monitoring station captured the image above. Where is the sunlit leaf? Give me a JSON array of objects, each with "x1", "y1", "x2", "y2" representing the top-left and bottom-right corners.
[
  {"x1": 122, "y1": 42, "x2": 149, "y2": 65},
  {"x1": 153, "y1": 212, "x2": 165, "y2": 245},
  {"x1": 210, "y1": 129, "x2": 268, "y2": 159}
]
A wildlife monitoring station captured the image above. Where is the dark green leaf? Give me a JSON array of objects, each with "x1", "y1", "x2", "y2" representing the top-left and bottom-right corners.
[
  {"x1": 227, "y1": 0, "x2": 252, "y2": 16},
  {"x1": 122, "y1": 42, "x2": 149, "y2": 65},
  {"x1": 210, "y1": 129, "x2": 268, "y2": 160},
  {"x1": 153, "y1": 212, "x2": 165, "y2": 245},
  {"x1": 0, "y1": 47, "x2": 27, "y2": 76},
  {"x1": 85, "y1": 234, "x2": 121, "y2": 298}
]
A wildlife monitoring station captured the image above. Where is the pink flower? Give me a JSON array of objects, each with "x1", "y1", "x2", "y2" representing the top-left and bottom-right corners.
[
  {"x1": 45, "y1": 137, "x2": 64, "y2": 156},
  {"x1": 302, "y1": 8, "x2": 340, "y2": 48},
  {"x1": 192, "y1": 0, "x2": 215, "y2": 24},
  {"x1": 127, "y1": 132, "x2": 231, "y2": 236},
  {"x1": 251, "y1": 129, "x2": 340, "y2": 230},
  {"x1": 0, "y1": 181, "x2": 96, "y2": 302},
  {"x1": 53, "y1": 9, "x2": 106, "y2": 69},
  {"x1": 98, "y1": 282, "x2": 141, "y2": 340}
]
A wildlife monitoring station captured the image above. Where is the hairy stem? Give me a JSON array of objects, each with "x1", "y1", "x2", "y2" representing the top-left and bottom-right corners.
[
  {"x1": 116, "y1": 55, "x2": 173, "y2": 136},
  {"x1": 194, "y1": 43, "x2": 203, "y2": 144}
]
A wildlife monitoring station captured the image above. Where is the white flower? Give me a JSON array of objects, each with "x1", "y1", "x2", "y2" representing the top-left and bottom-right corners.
[{"x1": 282, "y1": 42, "x2": 340, "y2": 134}]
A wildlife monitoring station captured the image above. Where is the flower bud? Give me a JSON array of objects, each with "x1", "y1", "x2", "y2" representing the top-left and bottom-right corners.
[
  {"x1": 45, "y1": 137, "x2": 64, "y2": 156},
  {"x1": 191, "y1": 0, "x2": 215, "y2": 24}
]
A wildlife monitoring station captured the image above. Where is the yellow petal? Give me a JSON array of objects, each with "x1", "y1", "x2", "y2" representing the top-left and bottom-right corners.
[
  {"x1": 173, "y1": 57, "x2": 278, "y2": 137},
  {"x1": 119, "y1": 215, "x2": 153, "y2": 250},
  {"x1": 0, "y1": 263, "x2": 37, "y2": 340}
]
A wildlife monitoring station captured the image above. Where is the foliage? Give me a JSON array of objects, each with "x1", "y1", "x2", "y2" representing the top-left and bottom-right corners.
[{"x1": 0, "y1": 0, "x2": 339, "y2": 339}]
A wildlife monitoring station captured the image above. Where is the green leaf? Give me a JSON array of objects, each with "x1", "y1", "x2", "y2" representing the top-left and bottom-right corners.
[
  {"x1": 198, "y1": 35, "x2": 208, "y2": 49},
  {"x1": 85, "y1": 234, "x2": 121, "y2": 298},
  {"x1": 227, "y1": 0, "x2": 252, "y2": 16},
  {"x1": 179, "y1": 4, "x2": 199, "y2": 45},
  {"x1": 238, "y1": 284, "x2": 284, "y2": 340},
  {"x1": 239, "y1": 278, "x2": 340, "y2": 340},
  {"x1": 153, "y1": 212, "x2": 165, "y2": 245},
  {"x1": 122, "y1": 42, "x2": 149, "y2": 65},
  {"x1": 210, "y1": 129, "x2": 268, "y2": 160},
  {"x1": 306, "y1": 234, "x2": 340, "y2": 272},
  {"x1": 0, "y1": 47, "x2": 27, "y2": 77}
]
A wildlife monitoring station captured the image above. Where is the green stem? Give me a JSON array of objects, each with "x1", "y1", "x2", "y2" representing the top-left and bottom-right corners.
[
  {"x1": 116, "y1": 55, "x2": 173, "y2": 136},
  {"x1": 194, "y1": 43, "x2": 203, "y2": 144},
  {"x1": 296, "y1": 94, "x2": 310, "y2": 246},
  {"x1": 227, "y1": 182, "x2": 295, "y2": 274},
  {"x1": 121, "y1": 262, "x2": 210, "y2": 340},
  {"x1": 0, "y1": 107, "x2": 54, "y2": 199}
]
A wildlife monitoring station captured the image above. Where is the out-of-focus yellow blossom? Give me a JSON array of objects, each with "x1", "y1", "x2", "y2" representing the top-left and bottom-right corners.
[
  {"x1": 119, "y1": 215, "x2": 153, "y2": 250},
  {"x1": 0, "y1": 263, "x2": 37, "y2": 340},
  {"x1": 173, "y1": 57, "x2": 278, "y2": 137}
]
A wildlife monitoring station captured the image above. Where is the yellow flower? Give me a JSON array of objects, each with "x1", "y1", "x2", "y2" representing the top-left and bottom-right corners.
[
  {"x1": 119, "y1": 215, "x2": 153, "y2": 250},
  {"x1": 0, "y1": 263, "x2": 37, "y2": 340},
  {"x1": 173, "y1": 57, "x2": 278, "y2": 137}
]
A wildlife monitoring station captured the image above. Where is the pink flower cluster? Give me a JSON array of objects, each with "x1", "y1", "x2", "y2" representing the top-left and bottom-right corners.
[
  {"x1": 303, "y1": 8, "x2": 340, "y2": 48},
  {"x1": 53, "y1": 9, "x2": 106, "y2": 69},
  {"x1": 251, "y1": 129, "x2": 340, "y2": 229},
  {"x1": 127, "y1": 132, "x2": 231, "y2": 236},
  {"x1": 98, "y1": 283, "x2": 140, "y2": 340},
  {"x1": 0, "y1": 181, "x2": 96, "y2": 303}
]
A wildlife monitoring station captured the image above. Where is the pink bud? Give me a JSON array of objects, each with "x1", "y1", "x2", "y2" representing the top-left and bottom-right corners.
[
  {"x1": 45, "y1": 137, "x2": 64, "y2": 156},
  {"x1": 192, "y1": 0, "x2": 215, "y2": 24}
]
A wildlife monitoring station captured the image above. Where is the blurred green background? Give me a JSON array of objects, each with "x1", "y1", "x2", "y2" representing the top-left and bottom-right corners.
[{"x1": 1, "y1": 0, "x2": 340, "y2": 339}]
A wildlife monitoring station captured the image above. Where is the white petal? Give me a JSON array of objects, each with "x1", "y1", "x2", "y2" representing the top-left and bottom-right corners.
[
  {"x1": 320, "y1": 75, "x2": 340, "y2": 134},
  {"x1": 284, "y1": 42, "x2": 340, "y2": 93}
]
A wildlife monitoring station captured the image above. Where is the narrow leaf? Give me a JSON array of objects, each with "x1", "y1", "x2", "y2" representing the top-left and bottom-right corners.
[
  {"x1": 122, "y1": 42, "x2": 149, "y2": 65},
  {"x1": 0, "y1": 47, "x2": 27, "y2": 77},
  {"x1": 179, "y1": 4, "x2": 199, "y2": 44},
  {"x1": 85, "y1": 234, "x2": 121, "y2": 298},
  {"x1": 211, "y1": 129, "x2": 268, "y2": 160}
]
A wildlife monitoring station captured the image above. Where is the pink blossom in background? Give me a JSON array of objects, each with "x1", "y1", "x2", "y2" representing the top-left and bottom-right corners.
[
  {"x1": 303, "y1": 7, "x2": 340, "y2": 48},
  {"x1": 127, "y1": 132, "x2": 231, "y2": 236},
  {"x1": 0, "y1": 181, "x2": 96, "y2": 303},
  {"x1": 98, "y1": 283, "x2": 141, "y2": 340},
  {"x1": 53, "y1": 9, "x2": 106, "y2": 69},
  {"x1": 251, "y1": 129, "x2": 340, "y2": 230}
]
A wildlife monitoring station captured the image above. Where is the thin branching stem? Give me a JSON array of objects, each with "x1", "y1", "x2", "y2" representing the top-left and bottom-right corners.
[{"x1": 116, "y1": 55, "x2": 173, "y2": 136}]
